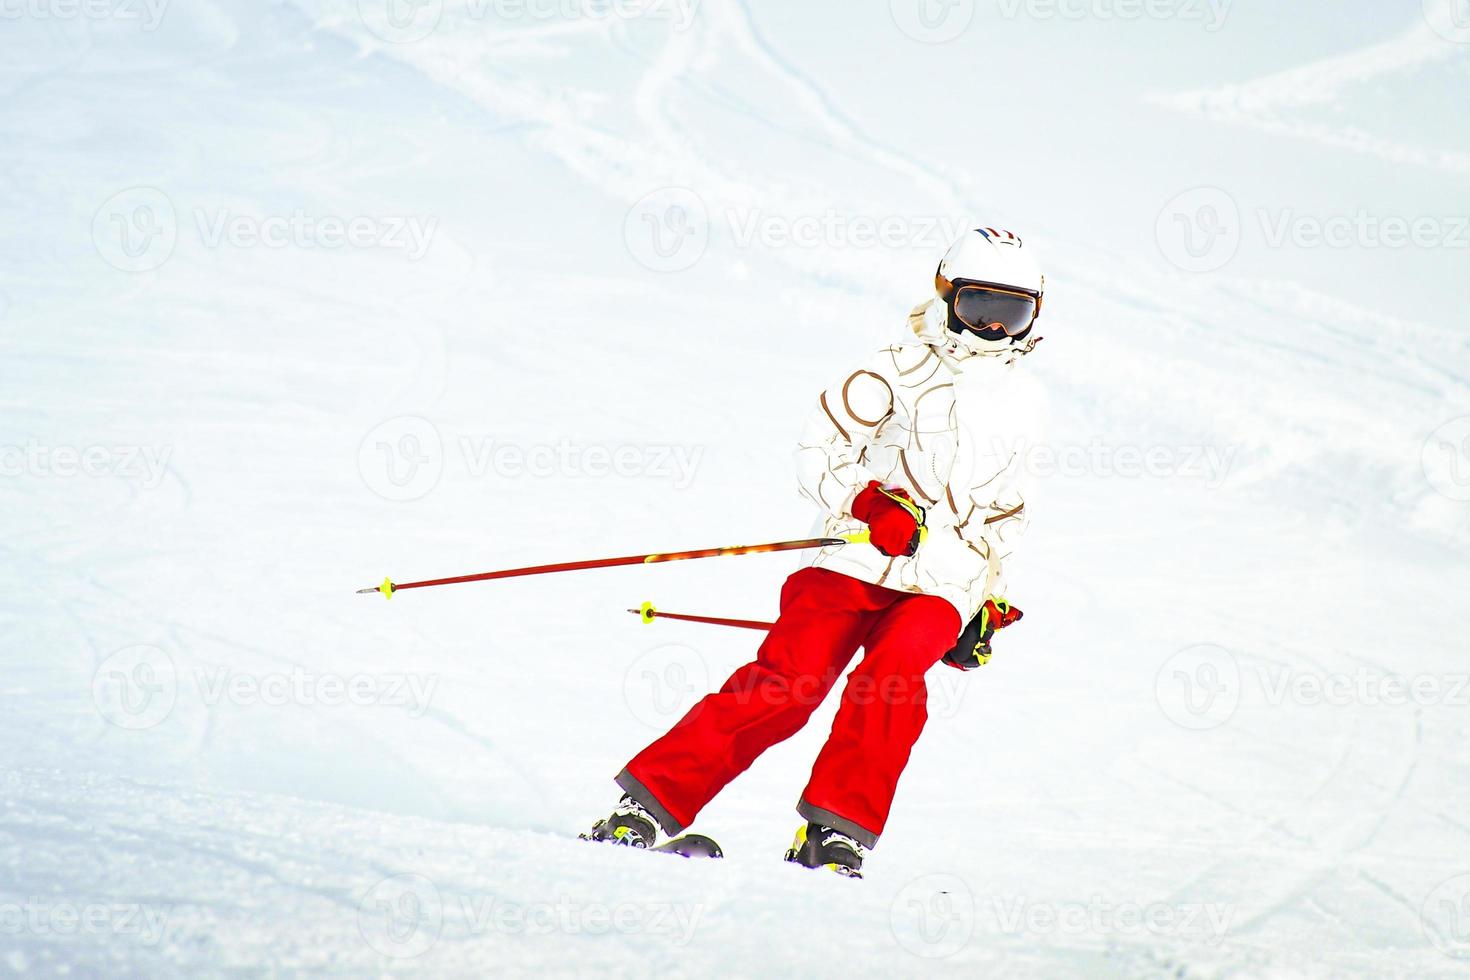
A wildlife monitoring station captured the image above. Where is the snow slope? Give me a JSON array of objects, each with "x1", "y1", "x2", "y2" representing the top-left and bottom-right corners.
[{"x1": 2, "y1": 1, "x2": 1468, "y2": 976}]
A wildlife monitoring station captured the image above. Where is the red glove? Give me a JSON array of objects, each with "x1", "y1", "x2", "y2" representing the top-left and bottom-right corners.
[
  {"x1": 850, "y1": 481, "x2": 926, "y2": 557},
  {"x1": 942, "y1": 598, "x2": 1024, "y2": 670}
]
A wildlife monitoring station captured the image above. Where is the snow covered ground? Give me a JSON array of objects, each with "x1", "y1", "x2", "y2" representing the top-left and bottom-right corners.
[{"x1": 2, "y1": 0, "x2": 1468, "y2": 976}]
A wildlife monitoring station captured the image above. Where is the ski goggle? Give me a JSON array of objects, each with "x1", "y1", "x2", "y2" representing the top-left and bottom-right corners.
[{"x1": 938, "y1": 278, "x2": 1041, "y2": 340}]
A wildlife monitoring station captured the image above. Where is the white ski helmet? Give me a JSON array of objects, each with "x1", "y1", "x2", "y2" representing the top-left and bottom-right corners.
[{"x1": 930, "y1": 227, "x2": 1045, "y2": 357}]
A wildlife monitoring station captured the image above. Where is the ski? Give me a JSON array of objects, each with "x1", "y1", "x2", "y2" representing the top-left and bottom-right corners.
[
  {"x1": 578, "y1": 819, "x2": 723, "y2": 859},
  {"x1": 650, "y1": 834, "x2": 724, "y2": 859}
]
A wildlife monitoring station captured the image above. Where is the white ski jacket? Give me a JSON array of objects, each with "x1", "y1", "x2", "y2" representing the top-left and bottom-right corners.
[{"x1": 796, "y1": 300, "x2": 1045, "y2": 623}]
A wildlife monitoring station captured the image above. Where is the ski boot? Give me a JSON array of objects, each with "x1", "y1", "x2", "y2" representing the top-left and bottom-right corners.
[
  {"x1": 784, "y1": 822, "x2": 866, "y2": 879},
  {"x1": 580, "y1": 795, "x2": 659, "y2": 849}
]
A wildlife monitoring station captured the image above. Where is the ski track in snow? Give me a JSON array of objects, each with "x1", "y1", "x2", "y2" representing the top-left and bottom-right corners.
[
  {"x1": 2, "y1": 0, "x2": 1469, "y2": 976},
  {"x1": 1147, "y1": 6, "x2": 1470, "y2": 175}
]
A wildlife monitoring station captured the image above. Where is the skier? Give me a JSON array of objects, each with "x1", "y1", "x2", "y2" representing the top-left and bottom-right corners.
[{"x1": 585, "y1": 228, "x2": 1047, "y2": 877}]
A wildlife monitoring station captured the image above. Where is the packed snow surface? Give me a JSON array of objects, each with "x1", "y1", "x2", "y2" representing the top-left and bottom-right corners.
[{"x1": 3, "y1": 1, "x2": 1468, "y2": 976}]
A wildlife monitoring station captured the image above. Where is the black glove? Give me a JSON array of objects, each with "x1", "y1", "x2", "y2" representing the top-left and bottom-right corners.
[{"x1": 942, "y1": 598, "x2": 1023, "y2": 671}]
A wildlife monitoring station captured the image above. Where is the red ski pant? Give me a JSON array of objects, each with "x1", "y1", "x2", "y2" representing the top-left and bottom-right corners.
[{"x1": 618, "y1": 567, "x2": 961, "y2": 848}]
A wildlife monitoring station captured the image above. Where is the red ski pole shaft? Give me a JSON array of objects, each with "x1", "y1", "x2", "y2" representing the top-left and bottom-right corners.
[
  {"x1": 358, "y1": 536, "x2": 847, "y2": 600},
  {"x1": 629, "y1": 602, "x2": 774, "y2": 632}
]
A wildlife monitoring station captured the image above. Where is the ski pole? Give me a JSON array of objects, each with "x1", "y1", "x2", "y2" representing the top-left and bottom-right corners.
[
  {"x1": 629, "y1": 601, "x2": 775, "y2": 632},
  {"x1": 358, "y1": 536, "x2": 849, "y2": 600}
]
